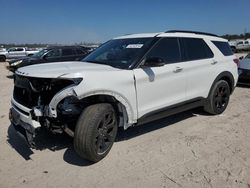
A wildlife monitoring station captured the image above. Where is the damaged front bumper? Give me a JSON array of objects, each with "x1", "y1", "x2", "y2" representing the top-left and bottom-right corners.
[
  {"x1": 10, "y1": 99, "x2": 42, "y2": 148},
  {"x1": 9, "y1": 85, "x2": 79, "y2": 147}
]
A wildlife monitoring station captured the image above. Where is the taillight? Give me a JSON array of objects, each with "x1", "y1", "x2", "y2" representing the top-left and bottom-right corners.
[{"x1": 233, "y1": 58, "x2": 240, "y2": 67}]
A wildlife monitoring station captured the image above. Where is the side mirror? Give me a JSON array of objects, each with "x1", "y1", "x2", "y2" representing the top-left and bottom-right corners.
[
  {"x1": 239, "y1": 56, "x2": 244, "y2": 60},
  {"x1": 143, "y1": 57, "x2": 165, "y2": 67}
]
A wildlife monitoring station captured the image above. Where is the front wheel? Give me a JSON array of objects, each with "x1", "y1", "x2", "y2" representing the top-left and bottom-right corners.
[
  {"x1": 74, "y1": 103, "x2": 118, "y2": 162},
  {"x1": 0, "y1": 55, "x2": 6, "y2": 62},
  {"x1": 204, "y1": 80, "x2": 230, "y2": 115}
]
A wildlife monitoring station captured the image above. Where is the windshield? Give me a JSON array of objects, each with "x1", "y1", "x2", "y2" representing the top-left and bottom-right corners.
[
  {"x1": 31, "y1": 49, "x2": 49, "y2": 58},
  {"x1": 82, "y1": 38, "x2": 155, "y2": 69}
]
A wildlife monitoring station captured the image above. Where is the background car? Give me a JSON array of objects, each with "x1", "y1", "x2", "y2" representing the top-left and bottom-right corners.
[
  {"x1": 0, "y1": 47, "x2": 39, "y2": 61},
  {"x1": 236, "y1": 40, "x2": 250, "y2": 51},
  {"x1": 238, "y1": 53, "x2": 250, "y2": 85},
  {"x1": 7, "y1": 46, "x2": 90, "y2": 72}
]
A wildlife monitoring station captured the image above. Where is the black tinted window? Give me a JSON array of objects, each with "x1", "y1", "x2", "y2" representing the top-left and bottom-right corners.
[
  {"x1": 16, "y1": 48, "x2": 24, "y2": 51},
  {"x1": 46, "y1": 49, "x2": 61, "y2": 58},
  {"x1": 76, "y1": 48, "x2": 86, "y2": 55},
  {"x1": 182, "y1": 38, "x2": 214, "y2": 61},
  {"x1": 62, "y1": 49, "x2": 74, "y2": 56},
  {"x1": 146, "y1": 38, "x2": 181, "y2": 64},
  {"x1": 212, "y1": 41, "x2": 233, "y2": 56}
]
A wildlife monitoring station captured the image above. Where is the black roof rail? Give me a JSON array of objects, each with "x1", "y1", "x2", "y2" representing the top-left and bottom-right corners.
[{"x1": 165, "y1": 30, "x2": 218, "y2": 37}]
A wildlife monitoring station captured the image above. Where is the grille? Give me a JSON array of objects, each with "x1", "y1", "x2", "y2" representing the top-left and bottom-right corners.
[
  {"x1": 13, "y1": 86, "x2": 39, "y2": 108},
  {"x1": 13, "y1": 75, "x2": 75, "y2": 108}
]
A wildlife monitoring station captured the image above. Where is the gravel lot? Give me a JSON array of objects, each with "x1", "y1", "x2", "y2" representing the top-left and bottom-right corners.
[{"x1": 0, "y1": 61, "x2": 250, "y2": 188}]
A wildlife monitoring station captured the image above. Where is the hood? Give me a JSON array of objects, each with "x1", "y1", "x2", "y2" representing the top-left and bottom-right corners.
[
  {"x1": 9, "y1": 56, "x2": 39, "y2": 64},
  {"x1": 239, "y1": 58, "x2": 250, "y2": 70},
  {"x1": 16, "y1": 61, "x2": 120, "y2": 78}
]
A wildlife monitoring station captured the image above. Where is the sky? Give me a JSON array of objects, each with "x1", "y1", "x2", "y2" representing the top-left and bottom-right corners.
[{"x1": 0, "y1": 0, "x2": 249, "y2": 44}]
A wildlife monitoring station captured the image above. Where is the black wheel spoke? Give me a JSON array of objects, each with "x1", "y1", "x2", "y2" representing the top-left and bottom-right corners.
[
  {"x1": 215, "y1": 98, "x2": 220, "y2": 107},
  {"x1": 104, "y1": 113, "x2": 113, "y2": 126},
  {"x1": 97, "y1": 136, "x2": 104, "y2": 148},
  {"x1": 95, "y1": 110, "x2": 117, "y2": 155},
  {"x1": 218, "y1": 101, "x2": 222, "y2": 108},
  {"x1": 213, "y1": 84, "x2": 230, "y2": 112},
  {"x1": 205, "y1": 80, "x2": 230, "y2": 115},
  {"x1": 106, "y1": 122, "x2": 115, "y2": 130},
  {"x1": 105, "y1": 134, "x2": 113, "y2": 142}
]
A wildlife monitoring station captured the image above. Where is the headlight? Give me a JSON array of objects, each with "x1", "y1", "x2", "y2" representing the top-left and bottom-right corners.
[{"x1": 11, "y1": 60, "x2": 23, "y2": 66}]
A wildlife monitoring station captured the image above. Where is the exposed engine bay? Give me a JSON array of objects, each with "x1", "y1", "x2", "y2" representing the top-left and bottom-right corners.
[{"x1": 11, "y1": 75, "x2": 83, "y2": 146}]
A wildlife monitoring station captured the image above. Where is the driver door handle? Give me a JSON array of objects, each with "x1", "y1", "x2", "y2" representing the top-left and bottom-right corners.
[{"x1": 173, "y1": 67, "x2": 183, "y2": 73}]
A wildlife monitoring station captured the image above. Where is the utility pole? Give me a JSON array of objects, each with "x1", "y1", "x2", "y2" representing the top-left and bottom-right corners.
[{"x1": 244, "y1": 28, "x2": 247, "y2": 39}]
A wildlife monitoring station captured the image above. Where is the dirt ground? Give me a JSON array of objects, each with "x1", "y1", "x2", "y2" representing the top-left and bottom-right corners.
[{"x1": 0, "y1": 61, "x2": 250, "y2": 188}]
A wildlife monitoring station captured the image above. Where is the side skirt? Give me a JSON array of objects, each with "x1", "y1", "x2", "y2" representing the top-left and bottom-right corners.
[{"x1": 136, "y1": 98, "x2": 205, "y2": 126}]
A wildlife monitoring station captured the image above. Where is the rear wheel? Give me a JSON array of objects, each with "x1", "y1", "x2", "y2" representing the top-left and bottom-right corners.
[
  {"x1": 74, "y1": 103, "x2": 118, "y2": 162},
  {"x1": 204, "y1": 80, "x2": 230, "y2": 115}
]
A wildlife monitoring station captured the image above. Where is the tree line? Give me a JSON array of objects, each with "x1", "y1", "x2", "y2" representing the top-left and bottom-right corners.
[
  {"x1": 0, "y1": 42, "x2": 100, "y2": 49},
  {"x1": 221, "y1": 33, "x2": 250, "y2": 40},
  {"x1": 1, "y1": 33, "x2": 250, "y2": 48}
]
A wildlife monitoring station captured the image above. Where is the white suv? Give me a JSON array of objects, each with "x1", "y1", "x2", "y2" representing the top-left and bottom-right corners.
[{"x1": 10, "y1": 30, "x2": 239, "y2": 162}]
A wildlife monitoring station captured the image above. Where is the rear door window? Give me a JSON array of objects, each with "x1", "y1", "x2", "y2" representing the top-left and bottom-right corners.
[
  {"x1": 16, "y1": 48, "x2": 24, "y2": 52},
  {"x1": 75, "y1": 48, "x2": 87, "y2": 55},
  {"x1": 181, "y1": 38, "x2": 214, "y2": 61},
  {"x1": 62, "y1": 49, "x2": 75, "y2": 56},
  {"x1": 212, "y1": 41, "x2": 233, "y2": 56}
]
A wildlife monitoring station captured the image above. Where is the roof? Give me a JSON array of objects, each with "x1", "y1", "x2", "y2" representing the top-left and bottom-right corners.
[
  {"x1": 114, "y1": 31, "x2": 226, "y2": 41},
  {"x1": 113, "y1": 33, "x2": 162, "y2": 39},
  {"x1": 45, "y1": 45, "x2": 86, "y2": 50}
]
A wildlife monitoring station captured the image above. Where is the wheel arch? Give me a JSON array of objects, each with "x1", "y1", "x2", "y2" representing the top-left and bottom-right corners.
[
  {"x1": 78, "y1": 92, "x2": 136, "y2": 129},
  {"x1": 209, "y1": 71, "x2": 235, "y2": 96},
  {"x1": 0, "y1": 54, "x2": 6, "y2": 61}
]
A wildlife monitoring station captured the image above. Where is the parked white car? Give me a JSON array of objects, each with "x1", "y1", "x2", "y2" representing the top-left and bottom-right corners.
[
  {"x1": 10, "y1": 30, "x2": 238, "y2": 162},
  {"x1": 0, "y1": 47, "x2": 39, "y2": 61},
  {"x1": 236, "y1": 39, "x2": 250, "y2": 51},
  {"x1": 0, "y1": 47, "x2": 6, "y2": 52}
]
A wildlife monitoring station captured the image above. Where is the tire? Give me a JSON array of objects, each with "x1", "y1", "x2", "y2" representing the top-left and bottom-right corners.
[
  {"x1": 0, "y1": 55, "x2": 6, "y2": 62},
  {"x1": 204, "y1": 80, "x2": 230, "y2": 115},
  {"x1": 231, "y1": 47, "x2": 236, "y2": 53},
  {"x1": 74, "y1": 103, "x2": 118, "y2": 162}
]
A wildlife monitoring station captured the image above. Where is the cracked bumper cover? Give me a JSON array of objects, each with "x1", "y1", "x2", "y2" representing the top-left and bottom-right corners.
[
  {"x1": 9, "y1": 86, "x2": 78, "y2": 147},
  {"x1": 9, "y1": 102, "x2": 40, "y2": 148}
]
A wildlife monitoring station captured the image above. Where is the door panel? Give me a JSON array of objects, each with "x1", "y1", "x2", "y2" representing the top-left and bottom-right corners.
[
  {"x1": 133, "y1": 37, "x2": 188, "y2": 118},
  {"x1": 179, "y1": 38, "x2": 217, "y2": 100},
  {"x1": 134, "y1": 63, "x2": 187, "y2": 118},
  {"x1": 184, "y1": 59, "x2": 216, "y2": 100}
]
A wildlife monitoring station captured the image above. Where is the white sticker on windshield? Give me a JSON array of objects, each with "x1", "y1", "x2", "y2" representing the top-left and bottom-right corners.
[{"x1": 126, "y1": 44, "x2": 144, "y2": 48}]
